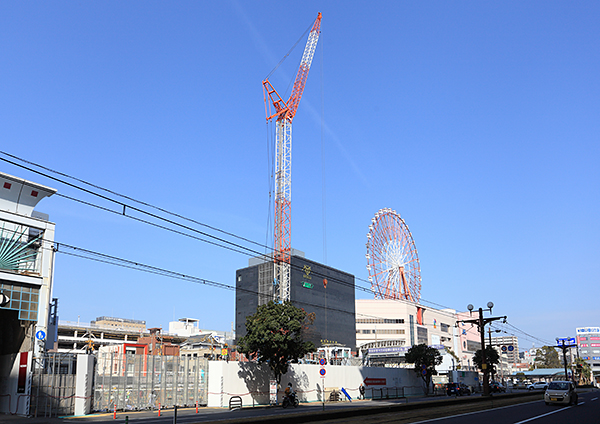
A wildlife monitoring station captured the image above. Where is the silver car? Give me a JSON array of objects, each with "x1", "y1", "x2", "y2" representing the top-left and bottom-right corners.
[
  {"x1": 527, "y1": 381, "x2": 548, "y2": 390},
  {"x1": 544, "y1": 381, "x2": 578, "y2": 405}
]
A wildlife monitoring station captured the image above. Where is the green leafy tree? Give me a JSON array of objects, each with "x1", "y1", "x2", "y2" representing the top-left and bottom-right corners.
[
  {"x1": 405, "y1": 344, "x2": 443, "y2": 394},
  {"x1": 237, "y1": 301, "x2": 316, "y2": 384},
  {"x1": 473, "y1": 346, "x2": 500, "y2": 387},
  {"x1": 534, "y1": 346, "x2": 560, "y2": 368},
  {"x1": 573, "y1": 357, "x2": 592, "y2": 385},
  {"x1": 473, "y1": 346, "x2": 500, "y2": 370}
]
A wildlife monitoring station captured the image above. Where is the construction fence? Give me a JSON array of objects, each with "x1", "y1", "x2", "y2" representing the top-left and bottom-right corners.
[
  {"x1": 30, "y1": 353, "x2": 78, "y2": 418},
  {"x1": 94, "y1": 352, "x2": 209, "y2": 412}
]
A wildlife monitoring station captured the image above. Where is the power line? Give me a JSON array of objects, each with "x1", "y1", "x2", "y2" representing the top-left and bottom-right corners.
[
  {"x1": 0, "y1": 151, "x2": 269, "y2": 251},
  {"x1": 1, "y1": 152, "x2": 550, "y2": 342},
  {"x1": 0, "y1": 151, "x2": 436, "y2": 305}
]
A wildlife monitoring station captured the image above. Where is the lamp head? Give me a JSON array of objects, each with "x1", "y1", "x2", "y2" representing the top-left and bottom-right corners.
[
  {"x1": 467, "y1": 304, "x2": 474, "y2": 312},
  {"x1": 487, "y1": 301, "x2": 494, "y2": 309}
]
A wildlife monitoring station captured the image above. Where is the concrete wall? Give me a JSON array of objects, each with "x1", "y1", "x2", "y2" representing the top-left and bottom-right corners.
[{"x1": 207, "y1": 361, "x2": 425, "y2": 408}]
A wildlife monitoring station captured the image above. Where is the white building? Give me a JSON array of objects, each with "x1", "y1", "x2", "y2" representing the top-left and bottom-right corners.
[
  {"x1": 491, "y1": 335, "x2": 520, "y2": 364},
  {"x1": 169, "y1": 317, "x2": 202, "y2": 337},
  {"x1": 168, "y1": 318, "x2": 235, "y2": 346},
  {"x1": 355, "y1": 299, "x2": 459, "y2": 371},
  {"x1": 0, "y1": 172, "x2": 57, "y2": 415}
]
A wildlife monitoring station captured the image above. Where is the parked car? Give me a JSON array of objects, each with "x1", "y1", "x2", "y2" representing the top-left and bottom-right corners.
[
  {"x1": 489, "y1": 381, "x2": 506, "y2": 393},
  {"x1": 544, "y1": 381, "x2": 578, "y2": 405},
  {"x1": 445, "y1": 382, "x2": 471, "y2": 396},
  {"x1": 528, "y1": 381, "x2": 548, "y2": 390}
]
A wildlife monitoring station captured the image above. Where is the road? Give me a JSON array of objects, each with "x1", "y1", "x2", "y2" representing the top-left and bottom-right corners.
[
  {"x1": 317, "y1": 390, "x2": 600, "y2": 423},
  {"x1": 6, "y1": 389, "x2": 598, "y2": 424}
]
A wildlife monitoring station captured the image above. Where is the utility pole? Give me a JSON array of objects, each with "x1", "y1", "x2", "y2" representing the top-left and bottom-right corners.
[{"x1": 460, "y1": 302, "x2": 506, "y2": 396}]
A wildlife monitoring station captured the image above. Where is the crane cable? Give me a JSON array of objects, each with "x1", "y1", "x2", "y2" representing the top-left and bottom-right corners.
[{"x1": 264, "y1": 19, "x2": 314, "y2": 81}]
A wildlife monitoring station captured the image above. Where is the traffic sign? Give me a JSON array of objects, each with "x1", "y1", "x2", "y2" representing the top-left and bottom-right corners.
[
  {"x1": 319, "y1": 368, "x2": 326, "y2": 377},
  {"x1": 35, "y1": 330, "x2": 46, "y2": 341},
  {"x1": 501, "y1": 345, "x2": 507, "y2": 352},
  {"x1": 557, "y1": 338, "x2": 576, "y2": 347},
  {"x1": 319, "y1": 358, "x2": 326, "y2": 366},
  {"x1": 508, "y1": 345, "x2": 514, "y2": 352}
]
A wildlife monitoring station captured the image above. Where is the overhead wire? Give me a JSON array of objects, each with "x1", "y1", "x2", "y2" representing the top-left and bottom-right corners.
[
  {"x1": 0, "y1": 151, "x2": 485, "y2": 324},
  {"x1": 1, "y1": 152, "x2": 552, "y2": 345},
  {"x1": 0, "y1": 151, "x2": 267, "y2": 252}
]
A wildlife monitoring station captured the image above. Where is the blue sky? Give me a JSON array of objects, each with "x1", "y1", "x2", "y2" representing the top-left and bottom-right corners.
[{"x1": 1, "y1": 2, "x2": 598, "y2": 350}]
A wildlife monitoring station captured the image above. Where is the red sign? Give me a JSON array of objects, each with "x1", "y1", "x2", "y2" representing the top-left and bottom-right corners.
[
  {"x1": 17, "y1": 352, "x2": 28, "y2": 393},
  {"x1": 364, "y1": 378, "x2": 386, "y2": 386}
]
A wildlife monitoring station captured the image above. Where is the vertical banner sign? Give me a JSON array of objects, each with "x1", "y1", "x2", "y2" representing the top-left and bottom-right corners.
[
  {"x1": 17, "y1": 351, "x2": 29, "y2": 393},
  {"x1": 270, "y1": 380, "x2": 277, "y2": 404}
]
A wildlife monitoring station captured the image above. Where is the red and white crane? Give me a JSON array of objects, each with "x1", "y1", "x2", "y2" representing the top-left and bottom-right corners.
[{"x1": 263, "y1": 13, "x2": 322, "y2": 302}]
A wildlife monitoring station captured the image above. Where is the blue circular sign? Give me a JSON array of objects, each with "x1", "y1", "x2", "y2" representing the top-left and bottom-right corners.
[
  {"x1": 319, "y1": 368, "x2": 326, "y2": 376},
  {"x1": 508, "y1": 345, "x2": 514, "y2": 352},
  {"x1": 36, "y1": 330, "x2": 46, "y2": 341},
  {"x1": 319, "y1": 358, "x2": 326, "y2": 366}
]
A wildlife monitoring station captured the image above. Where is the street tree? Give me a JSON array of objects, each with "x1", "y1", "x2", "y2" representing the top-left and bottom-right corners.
[
  {"x1": 237, "y1": 301, "x2": 316, "y2": 384},
  {"x1": 534, "y1": 346, "x2": 561, "y2": 368},
  {"x1": 573, "y1": 357, "x2": 592, "y2": 385},
  {"x1": 473, "y1": 346, "x2": 500, "y2": 379},
  {"x1": 405, "y1": 344, "x2": 443, "y2": 394}
]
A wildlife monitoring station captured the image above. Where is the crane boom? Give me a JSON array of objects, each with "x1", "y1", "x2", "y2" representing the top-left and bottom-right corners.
[
  {"x1": 263, "y1": 12, "x2": 322, "y2": 123},
  {"x1": 262, "y1": 13, "x2": 321, "y2": 302}
]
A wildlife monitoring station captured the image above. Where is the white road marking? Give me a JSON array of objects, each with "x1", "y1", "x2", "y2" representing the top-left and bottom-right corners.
[
  {"x1": 513, "y1": 404, "x2": 576, "y2": 424},
  {"x1": 591, "y1": 397, "x2": 598, "y2": 401},
  {"x1": 407, "y1": 399, "x2": 541, "y2": 424}
]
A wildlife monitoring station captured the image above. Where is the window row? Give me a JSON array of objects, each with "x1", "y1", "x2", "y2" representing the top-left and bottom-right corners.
[
  {"x1": 356, "y1": 318, "x2": 405, "y2": 324},
  {"x1": 356, "y1": 329, "x2": 406, "y2": 334}
]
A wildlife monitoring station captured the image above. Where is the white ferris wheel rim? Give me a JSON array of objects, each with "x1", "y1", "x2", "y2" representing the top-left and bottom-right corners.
[{"x1": 366, "y1": 209, "x2": 421, "y2": 301}]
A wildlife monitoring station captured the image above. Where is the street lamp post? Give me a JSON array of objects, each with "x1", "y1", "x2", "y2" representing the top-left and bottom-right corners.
[{"x1": 460, "y1": 302, "x2": 507, "y2": 396}]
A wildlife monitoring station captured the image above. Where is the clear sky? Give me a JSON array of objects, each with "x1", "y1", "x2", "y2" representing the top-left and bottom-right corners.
[{"x1": 1, "y1": 1, "x2": 598, "y2": 350}]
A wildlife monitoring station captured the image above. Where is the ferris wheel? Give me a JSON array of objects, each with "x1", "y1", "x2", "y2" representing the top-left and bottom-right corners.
[{"x1": 366, "y1": 208, "x2": 422, "y2": 302}]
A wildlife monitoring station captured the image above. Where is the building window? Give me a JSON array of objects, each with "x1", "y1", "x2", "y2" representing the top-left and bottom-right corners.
[
  {"x1": 441, "y1": 323, "x2": 450, "y2": 333},
  {"x1": 0, "y1": 281, "x2": 39, "y2": 321},
  {"x1": 356, "y1": 318, "x2": 405, "y2": 324}
]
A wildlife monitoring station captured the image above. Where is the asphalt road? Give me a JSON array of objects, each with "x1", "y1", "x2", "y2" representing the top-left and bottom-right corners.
[
  {"x1": 3, "y1": 389, "x2": 598, "y2": 424},
  {"x1": 316, "y1": 390, "x2": 600, "y2": 424}
]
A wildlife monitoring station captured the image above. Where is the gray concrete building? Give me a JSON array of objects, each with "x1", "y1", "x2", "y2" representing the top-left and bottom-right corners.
[{"x1": 235, "y1": 251, "x2": 356, "y2": 349}]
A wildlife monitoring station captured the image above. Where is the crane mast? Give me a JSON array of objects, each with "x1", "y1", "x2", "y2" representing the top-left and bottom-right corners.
[{"x1": 263, "y1": 13, "x2": 321, "y2": 302}]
